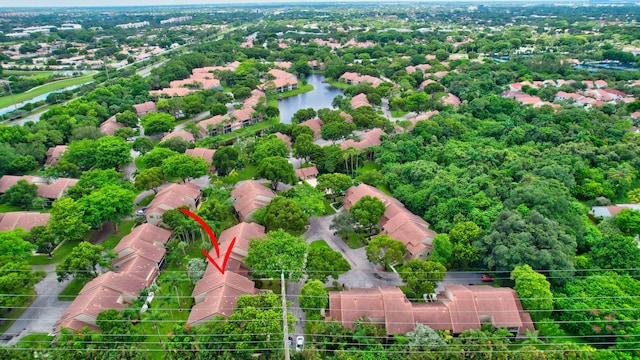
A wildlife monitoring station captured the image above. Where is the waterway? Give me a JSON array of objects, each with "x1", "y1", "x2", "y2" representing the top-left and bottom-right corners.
[
  {"x1": 278, "y1": 74, "x2": 344, "y2": 124},
  {"x1": 0, "y1": 83, "x2": 85, "y2": 117}
]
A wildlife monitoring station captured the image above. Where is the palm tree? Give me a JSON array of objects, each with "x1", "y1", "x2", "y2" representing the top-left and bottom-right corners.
[
  {"x1": 145, "y1": 309, "x2": 166, "y2": 341},
  {"x1": 183, "y1": 123, "x2": 201, "y2": 139},
  {"x1": 521, "y1": 329, "x2": 543, "y2": 346},
  {"x1": 628, "y1": 188, "x2": 640, "y2": 204}
]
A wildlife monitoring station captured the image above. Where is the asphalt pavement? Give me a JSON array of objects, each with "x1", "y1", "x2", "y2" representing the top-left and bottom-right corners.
[{"x1": 0, "y1": 264, "x2": 72, "y2": 346}]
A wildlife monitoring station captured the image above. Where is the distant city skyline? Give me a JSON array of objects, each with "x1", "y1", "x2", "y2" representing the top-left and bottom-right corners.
[{"x1": 0, "y1": 0, "x2": 550, "y2": 8}]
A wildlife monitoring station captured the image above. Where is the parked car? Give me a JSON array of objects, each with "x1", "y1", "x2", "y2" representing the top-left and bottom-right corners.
[
  {"x1": 287, "y1": 336, "x2": 293, "y2": 348},
  {"x1": 296, "y1": 336, "x2": 304, "y2": 351},
  {"x1": 481, "y1": 274, "x2": 494, "y2": 282},
  {"x1": 135, "y1": 210, "x2": 144, "y2": 216}
]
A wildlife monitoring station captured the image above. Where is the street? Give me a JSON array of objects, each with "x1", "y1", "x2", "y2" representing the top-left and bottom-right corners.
[{"x1": 0, "y1": 264, "x2": 72, "y2": 346}]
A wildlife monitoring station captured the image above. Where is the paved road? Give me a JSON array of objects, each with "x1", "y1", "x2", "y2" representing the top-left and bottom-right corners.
[
  {"x1": 0, "y1": 264, "x2": 71, "y2": 346},
  {"x1": 304, "y1": 214, "x2": 403, "y2": 289},
  {"x1": 285, "y1": 279, "x2": 305, "y2": 342}
]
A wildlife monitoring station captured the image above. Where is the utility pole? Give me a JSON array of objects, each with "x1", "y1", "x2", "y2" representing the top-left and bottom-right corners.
[
  {"x1": 104, "y1": 56, "x2": 110, "y2": 82},
  {"x1": 7, "y1": 82, "x2": 17, "y2": 109},
  {"x1": 282, "y1": 270, "x2": 290, "y2": 360}
]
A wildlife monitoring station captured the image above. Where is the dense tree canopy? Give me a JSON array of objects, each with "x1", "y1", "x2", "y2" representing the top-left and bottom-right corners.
[{"x1": 245, "y1": 229, "x2": 308, "y2": 281}]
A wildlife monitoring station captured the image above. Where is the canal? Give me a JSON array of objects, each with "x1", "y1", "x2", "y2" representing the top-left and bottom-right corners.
[{"x1": 278, "y1": 74, "x2": 344, "y2": 124}]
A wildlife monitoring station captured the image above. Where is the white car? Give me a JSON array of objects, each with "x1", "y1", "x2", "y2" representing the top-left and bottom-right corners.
[{"x1": 296, "y1": 336, "x2": 304, "y2": 351}]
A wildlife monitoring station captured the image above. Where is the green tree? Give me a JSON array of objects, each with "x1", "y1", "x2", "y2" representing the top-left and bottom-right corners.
[
  {"x1": 132, "y1": 137, "x2": 154, "y2": 155},
  {"x1": 187, "y1": 258, "x2": 206, "y2": 284},
  {"x1": 245, "y1": 229, "x2": 308, "y2": 281},
  {"x1": 56, "y1": 242, "x2": 105, "y2": 281},
  {"x1": 262, "y1": 196, "x2": 308, "y2": 233},
  {"x1": 406, "y1": 323, "x2": 446, "y2": 350},
  {"x1": 306, "y1": 244, "x2": 351, "y2": 283},
  {"x1": 78, "y1": 185, "x2": 135, "y2": 228},
  {"x1": 158, "y1": 136, "x2": 190, "y2": 153},
  {"x1": 0, "y1": 257, "x2": 45, "y2": 311},
  {"x1": 477, "y1": 209, "x2": 576, "y2": 285},
  {"x1": 0, "y1": 229, "x2": 34, "y2": 259},
  {"x1": 256, "y1": 156, "x2": 296, "y2": 192},
  {"x1": 282, "y1": 183, "x2": 326, "y2": 217},
  {"x1": 116, "y1": 110, "x2": 138, "y2": 127},
  {"x1": 398, "y1": 259, "x2": 446, "y2": 297},
  {"x1": 161, "y1": 154, "x2": 209, "y2": 183},
  {"x1": 365, "y1": 234, "x2": 407, "y2": 269},
  {"x1": 212, "y1": 146, "x2": 238, "y2": 176},
  {"x1": 95, "y1": 136, "x2": 132, "y2": 170},
  {"x1": 63, "y1": 139, "x2": 97, "y2": 171},
  {"x1": 293, "y1": 134, "x2": 321, "y2": 162},
  {"x1": 321, "y1": 120, "x2": 355, "y2": 143},
  {"x1": 66, "y1": 168, "x2": 133, "y2": 200},
  {"x1": 114, "y1": 127, "x2": 135, "y2": 140},
  {"x1": 449, "y1": 221, "x2": 482, "y2": 269},
  {"x1": 48, "y1": 197, "x2": 90, "y2": 242},
  {"x1": 251, "y1": 135, "x2": 289, "y2": 165},
  {"x1": 141, "y1": 112, "x2": 175, "y2": 136},
  {"x1": 349, "y1": 195, "x2": 386, "y2": 234},
  {"x1": 429, "y1": 234, "x2": 453, "y2": 267},
  {"x1": 615, "y1": 209, "x2": 640, "y2": 236},
  {"x1": 2, "y1": 180, "x2": 38, "y2": 208},
  {"x1": 140, "y1": 147, "x2": 177, "y2": 169},
  {"x1": 299, "y1": 280, "x2": 329, "y2": 314},
  {"x1": 510, "y1": 264, "x2": 554, "y2": 321},
  {"x1": 27, "y1": 225, "x2": 56, "y2": 256},
  {"x1": 591, "y1": 234, "x2": 640, "y2": 276},
  {"x1": 316, "y1": 173, "x2": 353, "y2": 201},
  {"x1": 134, "y1": 167, "x2": 165, "y2": 193},
  {"x1": 330, "y1": 211, "x2": 357, "y2": 240}
]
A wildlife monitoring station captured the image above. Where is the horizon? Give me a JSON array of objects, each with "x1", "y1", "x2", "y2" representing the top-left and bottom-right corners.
[{"x1": 0, "y1": 0, "x2": 573, "y2": 9}]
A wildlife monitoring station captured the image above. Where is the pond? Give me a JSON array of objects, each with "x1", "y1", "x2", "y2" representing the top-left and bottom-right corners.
[{"x1": 278, "y1": 74, "x2": 344, "y2": 124}]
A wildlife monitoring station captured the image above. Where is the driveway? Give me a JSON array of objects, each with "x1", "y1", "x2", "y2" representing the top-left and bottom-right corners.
[
  {"x1": 435, "y1": 271, "x2": 486, "y2": 293},
  {"x1": 304, "y1": 214, "x2": 403, "y2": 289},
  {"x1": 0, "y1": 264, "x2": 72, "y2": 345},
  {"x1": 285, "y1": 279, "x2": 305, "y2": 341}
]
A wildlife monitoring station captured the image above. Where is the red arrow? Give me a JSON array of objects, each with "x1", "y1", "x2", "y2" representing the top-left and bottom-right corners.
[{"x1": 179, "y1": 209, "x2": 237, "y2": 274}]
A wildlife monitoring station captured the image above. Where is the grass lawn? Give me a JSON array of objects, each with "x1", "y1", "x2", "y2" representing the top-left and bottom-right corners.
[
  {"x1": 391, "y1": 109, "x2": 409, "y2": 118},
  {"x1": 212, "y1": 117, "x2": 280, "y2": 143},
  {"x1": 138, "y1": 194, "x2": 156, "y2": 207},
  {"x1": 58, "y1": 278, "x2": 89, "y2": 301},
  {"x1": 324, "y1": 78, "x2": 351, "y2": 90},
  {"x1": 101, "y1": 220, "x2": 136, "y2": 250},
  {"x1": 0, "y1": 203, "x2": 23, "y2": 213},
  {"x1": 13, "y1": 332, "x2": 54, "y2": 349},
  {"x1": 0, "y1": 71, "x2": 96, "y2": 109},
  {"x1": 277, "y1": 83, "x2": 314, "y2": 99},
  {"x1": 0, "y1": 294, "x2": 35, "y2": 334},
  {"x1": 345, "y1": 233, "x2": 366, "y2": 249},
  {"x1": 237, "y1": 165, "x2": 257, "y2": 181},
  {"x1": 358, "y1": 161, "x2": 378, "y2": 174},
  {"x1": 254, "y1": 279, "x2": 282, "y2": 294},
  {"x1": 27, "y1": 239, "x2": 78, "y2": 266},
  {"x1": 323, "y1": 200, "x2": 336, "y2": 215},
  {"x1": 309, "y1": 239, "x2": 330, "y2": 250}
]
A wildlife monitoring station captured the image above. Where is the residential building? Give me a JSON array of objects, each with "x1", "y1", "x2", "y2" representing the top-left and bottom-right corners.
[
  {"x1": 340, "y1": 128, "x2": 386, "y2": 151},
  {"x1": 161, "y1": 130, "x2": 196, "y2": 143},
  {"x1": 298, "y1": 118, "x2": 324, "y2": 139},
  {"x1": 339, "y1": 72, "x2": 384, "y2": 87},
  {"x1": 590, "y1": 204, "x2": 640, "y2": 218},
  {"x1": 0, "y1": 175, "x2": 78, "y2": 204},
  {"x1": 99, "y1": 115, "x2": 124, "y2": 136},
  {"x1": 185, "y1": 148, "x2": 216, "y2": 170},
  {"x1": 350, "y1": 93, "x2": 371, "y2": 109},
  {"x1": 133, "y1": 101, "x2": 156, "y2": 118},
  {"x1": 343, "y1": 184, "x2": 435, "y2": 259},
  {"x1": 327, "y1": 285, "x2": 535, "y2": 336},
  {"x1": 144, "y1": 182, "x2": 202, "y2": 226},
  {"x1": 113, "y1": 223, "x2": 172, "y2": 285},
  {"x1": 231, "y1": 181, "x2": 275, "y2": 222},
  {"x1": 0, "y1": 212, "x2": 50, "y2": 232},
  {"x1": 45, "y1": 145, "x2": 67, "y2": 167},
  {"x1": 295, "y1": 166, "x2": 319, "y2": 180},
  {"x1": 274, "y1": 132, "x2": 292, "y2": 149}
]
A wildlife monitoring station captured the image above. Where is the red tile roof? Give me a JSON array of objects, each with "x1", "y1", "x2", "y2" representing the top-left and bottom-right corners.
[
  {"x1": 99, "y1": 116, "x2": 125, "y2": 136},
  {"x1": 340, "y1": 128, "x2": 385, "y2": 151},
  {"x1": 231, "y1": 181, "x2": 275, "y2": 222},
  {"x1": 45, "y1": 145, "x2": 68, "y2": 166},
  {"x1": 0, "y1": 212, "x2": 50, "y2": 232},
  {"x1": 298, "y1": 118, "x2": 324, "y2": 138},
  {"x1": 328, "y1": 285, "x2": 535, "y2": 336},
  {"x1": 295, "y1": 166, "x2": 319, "y2": 179},
  {"x1": 350, "y1": 93, "x2": 371, "y2": 109},
  {"x1": 185, "y1": 148, "x2": 216, "y2": 164},
  {"x1": 274, "y1": 132, "x2": 292, "y2": 148},
  {"x1": 133, "y1": 101, "x2": 156, "y2": 118},
  {"x1": 161, "y1": 130, "x2": 196, "y2": 143},
  {"x1": 218, "y1": 222, "x2": 266, "y2": 257}
]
